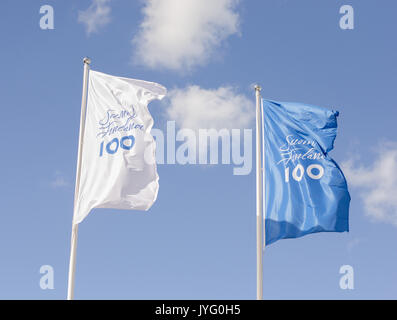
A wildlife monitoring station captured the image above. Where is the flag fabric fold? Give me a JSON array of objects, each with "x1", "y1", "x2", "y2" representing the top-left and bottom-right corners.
[
  {"x1": 73, "y1": 70, "x2": 166, "y2": 224},
  {"x1": 262, "y1": 100, "x2": 350, "y2": 246}
]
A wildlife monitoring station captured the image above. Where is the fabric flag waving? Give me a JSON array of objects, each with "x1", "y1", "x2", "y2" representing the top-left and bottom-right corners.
[
  {"x1": 262, "y1": 100, "x2": 350, "y2": 246},
  {"x1": 73, "y1": 70, "x2": 166, "y2": 224}
]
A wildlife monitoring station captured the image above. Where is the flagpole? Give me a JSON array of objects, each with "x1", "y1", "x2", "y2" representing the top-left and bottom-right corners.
[
  {"x1": 255, "y1": 85, "x2": 263, "y2": 300},
  {"x1": 261, "y1": 97, "x2": 266, "y2": 250},
  {"x1": 67, "y1": 57, "x2": 91, "y2": 300}
]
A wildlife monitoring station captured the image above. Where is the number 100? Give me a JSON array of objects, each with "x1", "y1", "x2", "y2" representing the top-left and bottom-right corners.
[
  {"x1": 284, "y1": 164, "x2": 324, "y2": 182},
  {"x1": 99, "y1": 135, "x2": 135, "y2": 157}
]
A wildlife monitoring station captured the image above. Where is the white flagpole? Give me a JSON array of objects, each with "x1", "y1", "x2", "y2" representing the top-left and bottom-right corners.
[
  {"x1": 261, "y1": 98, "x2": 266, "y2": 250},
  {"x1": 255, "y1": 85, "x2": 263, "y2": 300},
  {"x1": 67, "y1": 57, "x2": 91, "y2": 300}
]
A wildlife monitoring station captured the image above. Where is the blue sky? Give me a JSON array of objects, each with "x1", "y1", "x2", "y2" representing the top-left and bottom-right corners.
[{"x1": 0, "y1": 0, "x2": 396, "y2": 299}]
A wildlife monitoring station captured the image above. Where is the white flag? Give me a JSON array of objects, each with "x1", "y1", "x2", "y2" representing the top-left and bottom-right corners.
[{"x1": 73, "y1": 70, "x2": 166, "y2": 224}]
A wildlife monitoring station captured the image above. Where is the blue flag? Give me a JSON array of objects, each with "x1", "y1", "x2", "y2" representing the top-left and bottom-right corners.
[{"x1": 262, "y1": 100, "x2": 350, "y2": 246}]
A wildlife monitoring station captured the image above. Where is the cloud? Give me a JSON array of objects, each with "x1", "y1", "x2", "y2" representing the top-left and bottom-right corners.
[
  {"x1": 132, "y1": 0, "x2": 240, "y2": 71},
  {"x1": 166, "y1": 85, "x2": 254, "y2": 131},
  {"x1": 342, "y1": 143, "x2": 397, "y2": 226},
  {"x1": 164, "y1": 85, "x2": 253, "y2": 175},
  {"x1": 78, "y1": 0, "x2": 112, "y2": 35},
  {"x1": 51, "y1": 172, "x2": 70, "y2": 188}
]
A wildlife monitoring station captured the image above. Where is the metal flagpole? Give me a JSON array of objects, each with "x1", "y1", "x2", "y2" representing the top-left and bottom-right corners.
[
  {"x1": 255, "y1": 85, "x2": 263, "y2": 300},
  {"x1": 261, "y1": 97, "x2": 266, "y2": 250},
  {"x1": 67, "y1": 57, "x2": 91, "y2": 300}
]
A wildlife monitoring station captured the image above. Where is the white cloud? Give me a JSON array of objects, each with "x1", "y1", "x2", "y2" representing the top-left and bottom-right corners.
[
  {"x1": 78, "y1": 0, "x2": 112, "y2": 35},
  {"x1": 132, "y1": 0, "x2": 240, "y2": 71},
  {"x1": 164, "y1": 85, "x2": 253, "y2": 174},
  {"x1": 51, "y1": 172, "x2": 69, "y2": 188},
  {"x1": 166, "y1": 85, "x2": 254, "y2": 131},
  {"x1": 342, "y1": 143, "x2": 397, "y2": 226}
]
